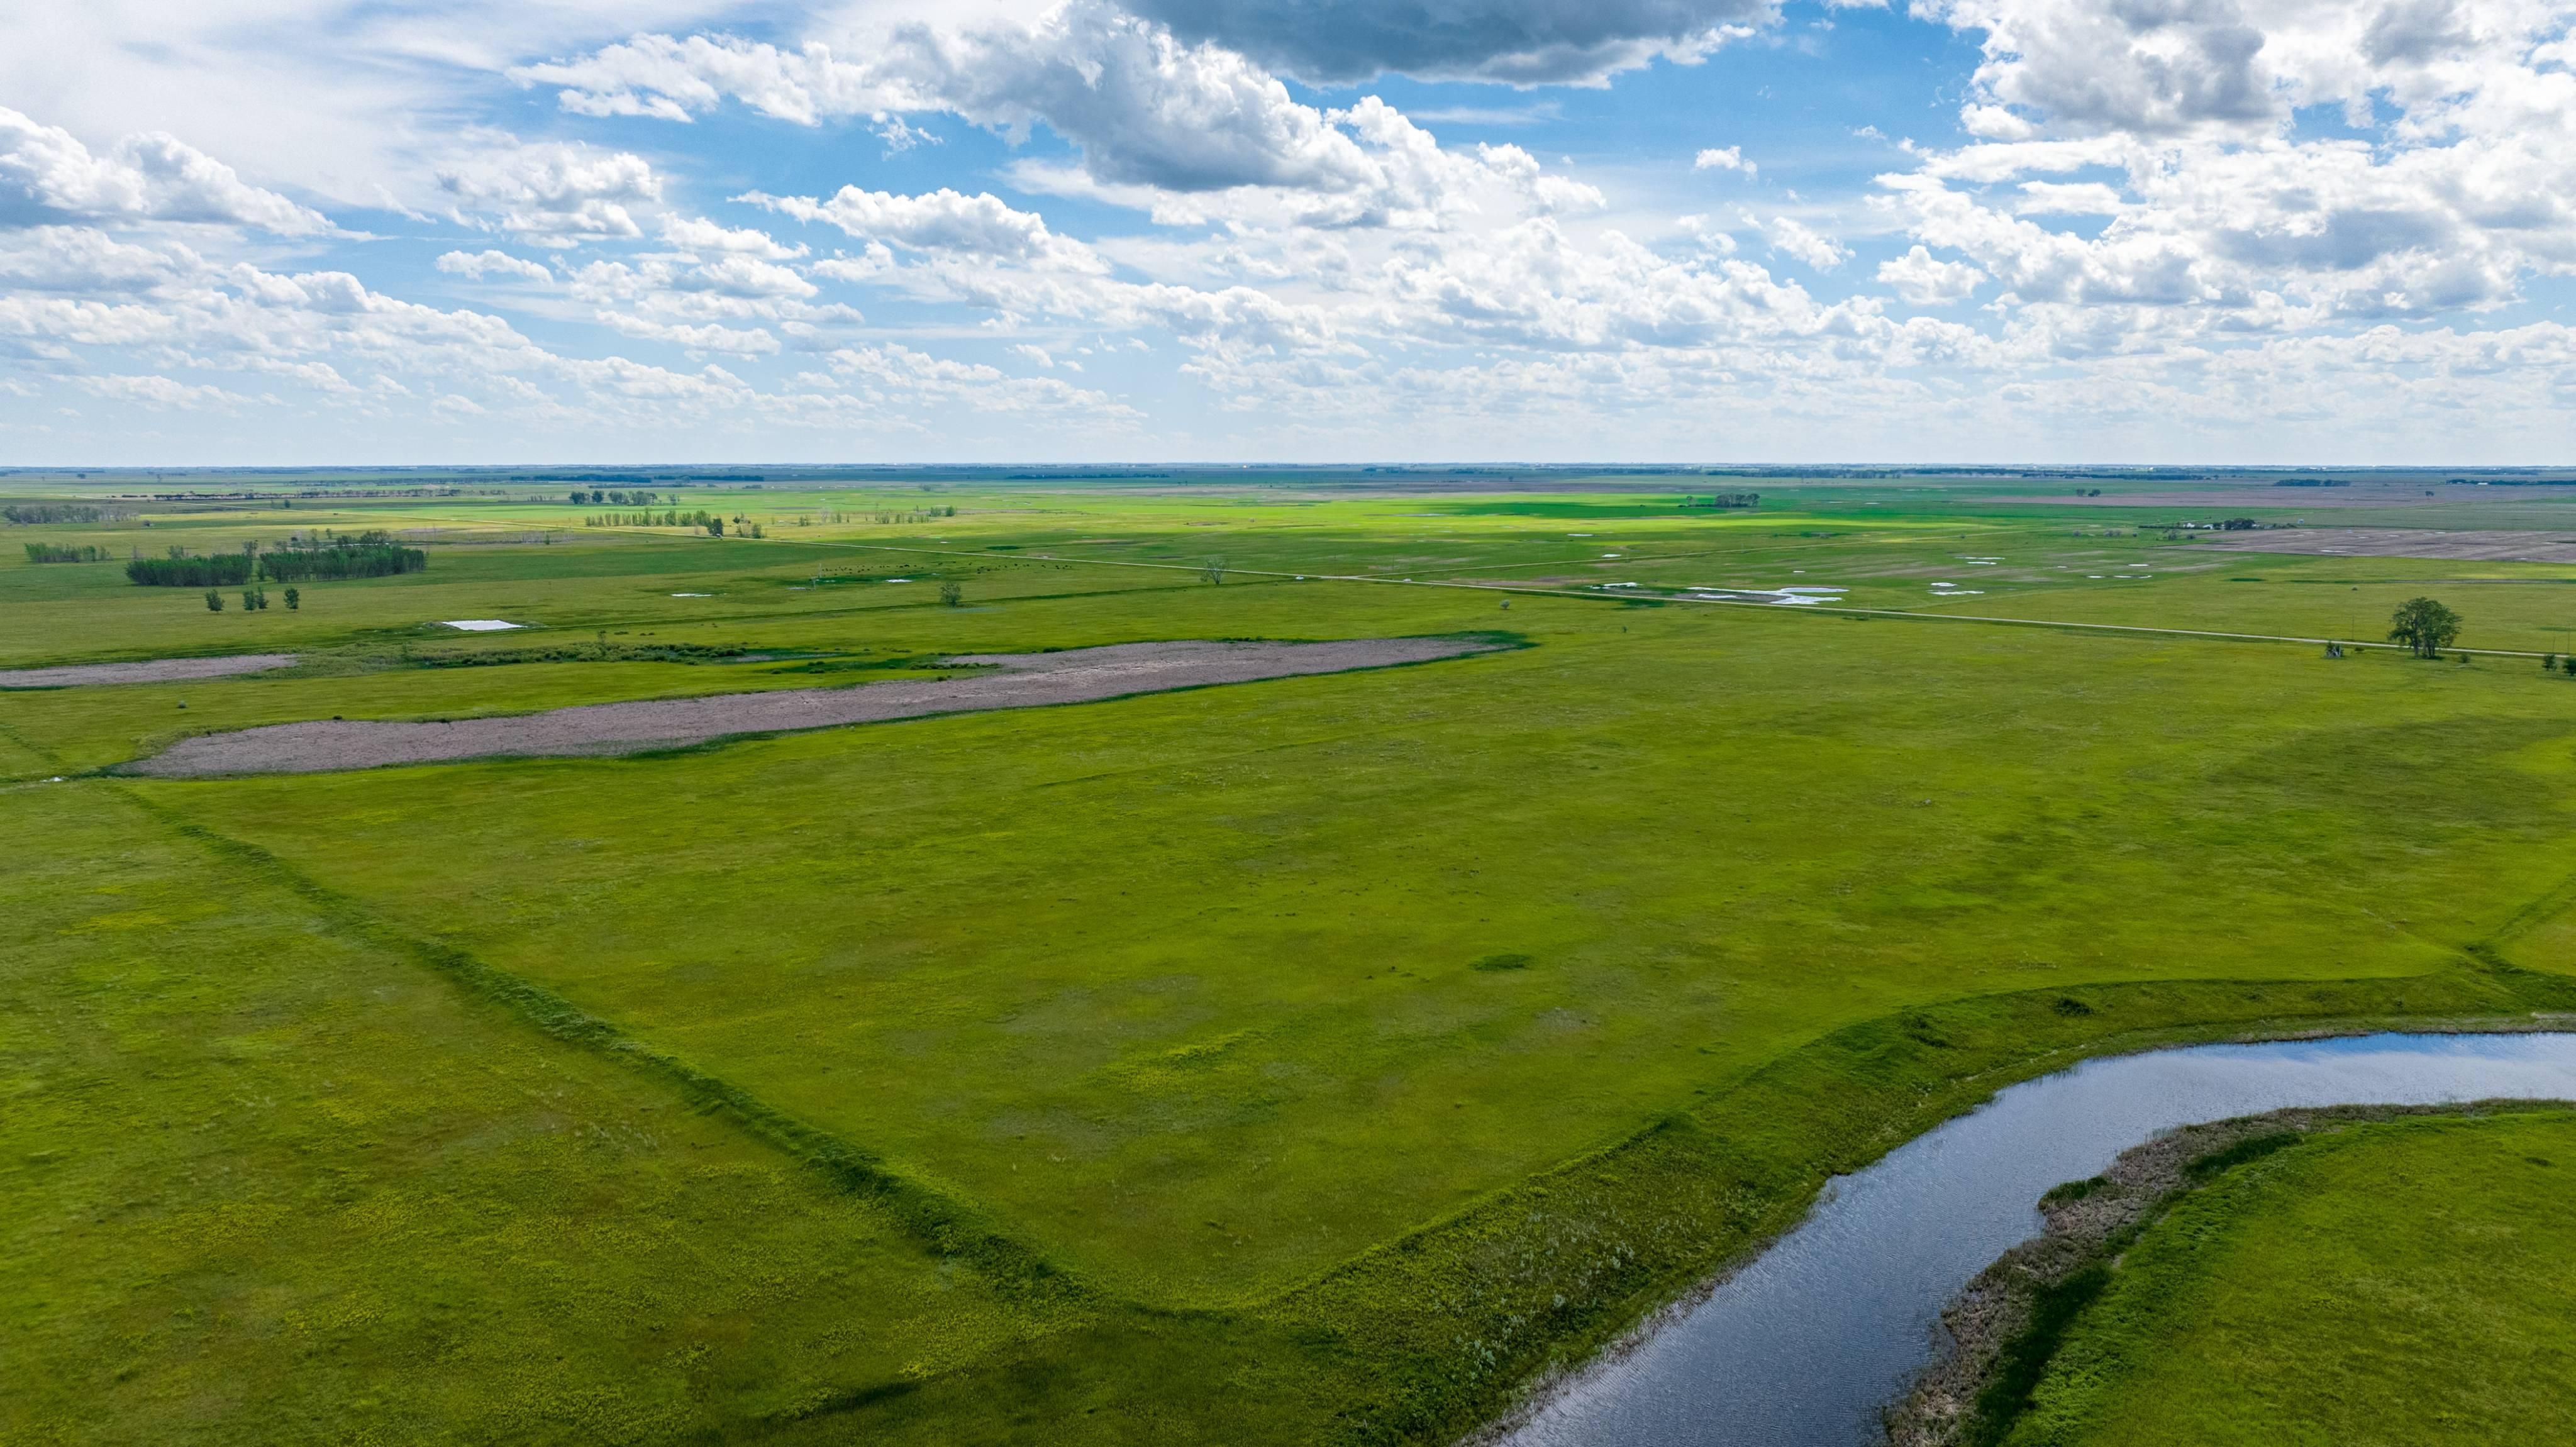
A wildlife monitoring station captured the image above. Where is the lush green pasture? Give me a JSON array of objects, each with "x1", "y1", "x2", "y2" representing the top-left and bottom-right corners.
[
  {"x1": 8, "y1": 475, "x2": 2576, "y2": 1443},
  {"x1": 2004, "y1": 1112, "x2": 2576, "y2": 1446},
  {"x1": 0, "y1": 780, "x2": 1069, "y2": 1446},
  {"x1": 140, "y1": 588, "x2": 2576, "y2": 1306}
]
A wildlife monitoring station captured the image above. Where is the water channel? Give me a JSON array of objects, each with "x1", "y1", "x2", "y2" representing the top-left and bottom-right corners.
[{"x1": 1501, "y1": 1031, "x2": 2576, "y2": 1447}]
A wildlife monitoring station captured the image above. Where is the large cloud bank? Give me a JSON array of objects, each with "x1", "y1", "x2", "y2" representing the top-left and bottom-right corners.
[{"x1": 1, "y1": 0, "x2": 2572, "y2": 459}]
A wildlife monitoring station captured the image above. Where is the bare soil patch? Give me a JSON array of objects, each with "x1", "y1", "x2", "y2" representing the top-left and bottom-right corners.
[
  {"x1": 124, "y1": 638, "x2": 1499, "y2": 777},
  {"x1": 2192, "y1": 528, "x2": 2576, "y2": 563},
  {"x1": 0, "y1": 654, "x2": 297, "y2": 690}
]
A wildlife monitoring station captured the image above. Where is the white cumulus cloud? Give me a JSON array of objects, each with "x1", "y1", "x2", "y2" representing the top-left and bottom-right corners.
[
  {"x1": 0, "y1": 107, "x2": 326, "y2": 233},
  {"x1": 1758, "y1": 214, "x2": 1848, "y2": 270},
  {"x1": 1694, "y1": 145, "x2": 1755, "y2": 176},
  {"x1": 436, "y1": 140, "x2": 663, "y2": 245},
  {"x1": 747, "y1": 187, "x2": 1094, "y2": 267},
  {"x1": 1877, "y1": 245, "x2": 1987, "y2": 305},
  {"x1": 435, "y1": 249, "x2": 552, "y2": 283}
]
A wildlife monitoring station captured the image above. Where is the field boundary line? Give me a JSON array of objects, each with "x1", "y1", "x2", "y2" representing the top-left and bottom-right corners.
[{"x1": 113, "y1": 785, "x2": 1090, "y2": 1308}]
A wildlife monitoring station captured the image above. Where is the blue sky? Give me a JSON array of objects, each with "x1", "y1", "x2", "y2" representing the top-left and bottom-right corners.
[{"x1": 3, "y1": 0, "x2": 2573, "y2": 464}]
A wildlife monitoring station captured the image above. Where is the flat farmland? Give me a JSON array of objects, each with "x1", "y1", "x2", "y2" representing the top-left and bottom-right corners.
[{"x1": 9, "y1": 475, "x2": 2576, "y2": 1444}]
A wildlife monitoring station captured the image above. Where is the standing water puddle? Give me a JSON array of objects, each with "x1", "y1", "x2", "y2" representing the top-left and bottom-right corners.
[{"x1": 1502, "y1": 1031, "x2": 2576, "y2": 1447}]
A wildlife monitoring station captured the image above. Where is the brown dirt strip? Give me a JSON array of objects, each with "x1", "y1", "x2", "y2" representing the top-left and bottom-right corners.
[
  {"x1": 0, "y1": 653, "x2": 297, "y2": 689},
  {"x1": 2191, "y1": 528, "x2": 2576, "y2": 563},
  {"x1": 121, "y1": 638, "x2": 1497, "y2": 778}
]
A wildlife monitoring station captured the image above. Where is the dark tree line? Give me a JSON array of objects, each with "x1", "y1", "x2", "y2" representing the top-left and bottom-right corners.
[
  {"x1": 585, "y1": 509, "x2": 732, "y2": 534},
  {"x1": 253, "y1": 531, "x2": 426, "y2": 582},
  {"x1": 24, "y1": 543, "x2": 108, "y2": 563},
  {"x1": 4, "y1": 504, "x2": 126, "y2": 524},
  {"x1": 129, "y1": 553, "x2": 254, "y2": 586},
  {"x1": 126, "y1": 530, "x2": 426, "y2": 586}
]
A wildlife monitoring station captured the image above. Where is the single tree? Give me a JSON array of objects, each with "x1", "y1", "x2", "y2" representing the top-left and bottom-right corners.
[
  {"x1": 242, "y1": 589, "x2": 258, "y2": 611},
  {"x1": 204, "y1": 589, "x2": 222, "y2": 611},
  {"x1": 284, "y1": 587, "x2": 299, "y2": 611},
  {"x1": 1202, "y1": 555, "x2": 1227, "y2": 585},
  {"x1": 706, "y1": 516, "x2": 724, "y2": 536},
  {"x1": 2387, "y1": 596, "x2": 2462, "y2": 658},
  {"x1": 2563, "y1": 656, "x2": 2576, "y2": 677},
  {"x1": 2548, "y1": 653, "x2": 2560, "y2": 672},
  {"x1": 939, "y1": 580, "x2": 963, "y2": 607}
]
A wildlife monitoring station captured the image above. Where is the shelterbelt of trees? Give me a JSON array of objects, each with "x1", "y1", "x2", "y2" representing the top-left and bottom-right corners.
[{"x1": 124, "y1": 531, "x2": 426, "y2": 587}]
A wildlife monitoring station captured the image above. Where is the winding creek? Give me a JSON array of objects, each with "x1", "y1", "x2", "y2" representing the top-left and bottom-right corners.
[{"x1": 1501, "y1": 1031, "x2": 2576, "y2": 1447}]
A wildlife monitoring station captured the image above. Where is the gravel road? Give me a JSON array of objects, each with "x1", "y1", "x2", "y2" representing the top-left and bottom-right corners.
[
  {"x1": 0, "y1": 654, "x2": 297, "y2": 689},
  {"x1": 124, "y1": 638, "x2": 1497, "y2": 777}
]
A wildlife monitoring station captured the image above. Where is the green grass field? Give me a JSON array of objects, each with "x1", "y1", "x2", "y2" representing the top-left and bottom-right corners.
[
  {"x1": 8, "y1": 472, "x2": 2576, "y2": 1443},
  {"x1": 2002, "y1": 1111, "x2": 2576, "y2": 1446}
]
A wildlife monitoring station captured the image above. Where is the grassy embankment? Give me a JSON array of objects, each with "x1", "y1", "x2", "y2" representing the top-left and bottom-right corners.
[
  {"x1": 8, "y1": 479, "x2": 2576, "y2": 1443},
  {"x1": 1995, "y1": 1112, "x2": 2576, "y2": 1446}
]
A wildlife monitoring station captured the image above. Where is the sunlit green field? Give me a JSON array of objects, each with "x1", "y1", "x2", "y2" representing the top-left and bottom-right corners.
[
  {"x1": 8, "y1": 472, "x2": 2576, "y2": 1444},
  {"x1": 2004, "y1": 1112, "x2": 2576, "y2": 1447}
]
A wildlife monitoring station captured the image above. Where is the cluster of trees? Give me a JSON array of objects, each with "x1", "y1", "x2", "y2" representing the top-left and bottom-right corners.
[
  {"x1": 2543, "y1": 653, "x2": 2576, "y2": 677},
  {"x1": 130, "y1": 551, "x2": 254, "y2": 587},
  {"x1": 584, "y1": 508, "x2": 760, "y2": 536},
  {"x1": 254, "y1": 531, "x2": 426, "y2": 582},
  {"x1": 128, "y1": 531, "x2": 426, "y2": 587},
  {"x1": 568, "y1": 489, "x2": 668, "y2": 506},
  {"x1": 201, "y1": 586, "x2": 299, "y2": 612},
  {"x1": 4, "y1": 504, "x2": 125, "y2": 524},
  {"x1": 792, "y1": 506, "x2": 960, "y2": 524},
  {"x1": 586, "y1": 508, "x2": 703, "y2": 528},
  {"x1": 1677, "y1": 492, "x2": 1761, "y2": 509},
  {"x1": 23, "y1": 543, "x2": 108, "y2": 563}
]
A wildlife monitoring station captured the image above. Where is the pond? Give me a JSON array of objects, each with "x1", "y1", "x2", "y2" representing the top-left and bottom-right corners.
[{"x1": 1501, "y1": 1031, "x2": 2576, "y2": 1447}]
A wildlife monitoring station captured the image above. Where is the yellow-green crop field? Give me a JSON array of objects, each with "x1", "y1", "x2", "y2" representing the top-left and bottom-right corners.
[{"x1": 7, "y1": 471, "x2": 2576, "y2": 1444}]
